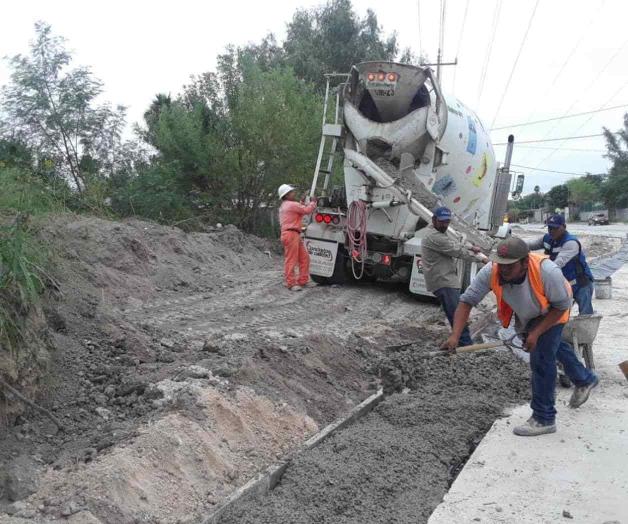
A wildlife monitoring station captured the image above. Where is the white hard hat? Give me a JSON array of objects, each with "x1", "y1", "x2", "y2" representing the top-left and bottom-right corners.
[{"x1": 278, "y1": 184, "x2": 296, "y2": 199}]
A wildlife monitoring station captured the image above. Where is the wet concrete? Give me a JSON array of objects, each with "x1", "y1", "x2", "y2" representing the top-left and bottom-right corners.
[{"x1": 219, "y1": 348, "x2": 530, "y2": 524}]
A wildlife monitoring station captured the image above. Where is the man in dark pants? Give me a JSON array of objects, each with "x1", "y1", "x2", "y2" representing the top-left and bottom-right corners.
[
  {"x1": 422, "y1": 207, "x2": 487, "y2": 347},
  {"x1": 527, "y1": 214, "x2": 594, "y2": 315},
  {"x1": 441, "y1": 237, "x2": 599, "y2": 436}
]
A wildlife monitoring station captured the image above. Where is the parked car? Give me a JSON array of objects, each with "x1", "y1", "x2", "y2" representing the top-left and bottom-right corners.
[{"x1": 588, "y1": 213, "x2": 610, "y2": 225}]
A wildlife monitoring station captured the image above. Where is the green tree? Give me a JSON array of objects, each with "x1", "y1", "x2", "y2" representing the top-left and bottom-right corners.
[
  {"x1": 565, "y1": 176, "x2": 601, "y2": 207},
  {"x1": 140, "y1": 93, "x2": 172, "y2": 148},
  {"x1": 602, "y1": 114, "x2": 628, "y2": 213},
  {"x1": 129, "y1": 60, "x2": 322, "y2": 231},
  {"x1": 228, "y1": 61, "x2": 322, "y2": 229},
  {"x1": 0, "y1": 138, "x2": 32, "y2": 170},
  {"x1": 282, "y1": 0, "x2": 398, "y2": 89},
  {"x1": 1, "y1": 22, "x2": 127, "y2": 192},
  {"x1": 544, "y1": 184, "x2": 568, "y2": 210}
]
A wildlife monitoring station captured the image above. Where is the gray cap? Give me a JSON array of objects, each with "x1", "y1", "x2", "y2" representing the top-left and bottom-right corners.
[{"x1": 490, "y1": 237, "x2": 529, "y2": 265}]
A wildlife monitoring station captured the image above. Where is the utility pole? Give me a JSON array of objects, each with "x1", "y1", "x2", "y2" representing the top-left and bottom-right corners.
[
  {"x1": 437, "y1": 0, "x2": 445, "y2": 82},
  {"x1": 421, "y1": 0, "x2": 457, "y2": 79}
]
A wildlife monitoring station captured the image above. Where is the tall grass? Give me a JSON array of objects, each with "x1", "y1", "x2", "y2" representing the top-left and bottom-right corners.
[
  {"x1": 0, "y1": 168, "x2": 55, "y2": 365},
  {"x1": 0, "y1": 166, "x2": 70, "y2": 215}
]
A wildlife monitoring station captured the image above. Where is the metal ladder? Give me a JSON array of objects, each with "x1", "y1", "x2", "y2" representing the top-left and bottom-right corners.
[{"x1": 309, "y1": 74, "x2": 348, "y2": 199}]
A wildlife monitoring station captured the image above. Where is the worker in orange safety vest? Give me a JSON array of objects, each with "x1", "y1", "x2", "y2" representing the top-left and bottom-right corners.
[{"x1": 441, "y1": 237, "x2": 598, "y2": 437}]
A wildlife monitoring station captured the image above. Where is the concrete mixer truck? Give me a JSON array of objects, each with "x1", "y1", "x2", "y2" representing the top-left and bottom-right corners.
[{"x1": 304, "y1": 61, "x2": 523, "y2": 296}]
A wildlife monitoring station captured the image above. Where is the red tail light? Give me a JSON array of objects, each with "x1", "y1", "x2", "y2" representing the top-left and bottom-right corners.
[
  {"x1": 382, "y1": 255, "x2": 392, "y2": 266},
  {"x1": 332, "y1": 215, "x2": 340, "y2": 225},
  {"x1": 315, "y1": 213, "x2": 324, "y2": 223},
  {"x1": 367, "y1": 72, "x2": 376, "y2": 81},
  {"x1": 323, "y1": 215, "x2": 332, "y2": 224},
  {"x1": 377, "y1": 72, "x2": 386, "y2": 81}
]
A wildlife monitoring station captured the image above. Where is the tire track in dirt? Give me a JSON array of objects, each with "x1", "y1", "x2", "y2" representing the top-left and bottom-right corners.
[{"x1": 122, "y1": 278, "x2": 433, "y2": 345}]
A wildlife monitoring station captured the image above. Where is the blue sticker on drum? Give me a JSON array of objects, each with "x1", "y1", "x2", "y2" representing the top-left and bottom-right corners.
[
  {"x1": 466, "y1": 116, "x2": 477, "y2": 155},
  {"x1": 432, "y1": 175, "x2": 456, "y2": 197}
]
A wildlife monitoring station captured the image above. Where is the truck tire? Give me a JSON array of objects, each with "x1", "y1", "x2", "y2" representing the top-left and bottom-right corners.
[{"x1": 461, "y1": 260, "x2": 473, "y2": 292}]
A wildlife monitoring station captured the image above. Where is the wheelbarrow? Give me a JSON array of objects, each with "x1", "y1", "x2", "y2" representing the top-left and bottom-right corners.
[{"x1": 561, "y1": 314, "x2": 602, "y2": 370}]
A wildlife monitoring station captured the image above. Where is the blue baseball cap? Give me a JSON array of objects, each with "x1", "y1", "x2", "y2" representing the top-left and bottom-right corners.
[
  {"x1": 433, "y1": 206, "x2": 452, "y2": 221},
  {"x1": 547, "y1": 214, "x2": 565, "y2": 228}
]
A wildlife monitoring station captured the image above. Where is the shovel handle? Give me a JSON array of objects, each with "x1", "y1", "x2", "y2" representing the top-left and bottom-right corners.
[
  {"x1": 454, "y1": 341, "x2": 505, "y2": 354},
  {"x1": 423, "y1": 340, "x2": 505, "y2": 359}
]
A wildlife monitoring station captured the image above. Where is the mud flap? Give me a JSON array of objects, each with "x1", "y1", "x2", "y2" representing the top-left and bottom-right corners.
[
  {"x1": 305, "y1": 238, "x2": 339, "y2": 277},
  {"x1": 409, "y1": 255, "x2": 431, "y2": 296}
]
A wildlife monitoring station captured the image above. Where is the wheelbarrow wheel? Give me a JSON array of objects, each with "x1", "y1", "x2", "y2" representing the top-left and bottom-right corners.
[
  {"x1": 582, "y1": 343, "x2": 595, "y2": 370},
  {"x1": 558, "y1": 373, "x2": 572, "y2": 388}
]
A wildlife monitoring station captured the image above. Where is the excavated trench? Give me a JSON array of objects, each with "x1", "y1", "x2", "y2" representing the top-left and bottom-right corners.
[{"x1": 218, "y1": 344, "x2": 530, "y2": 524}]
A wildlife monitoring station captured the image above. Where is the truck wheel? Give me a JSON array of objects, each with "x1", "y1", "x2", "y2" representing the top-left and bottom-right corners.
[{"x1": 461, "y1": 260, "x2": 473, "y2": 292}]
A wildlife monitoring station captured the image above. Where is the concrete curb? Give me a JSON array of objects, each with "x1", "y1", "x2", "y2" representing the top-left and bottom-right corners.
[
  {"x1": 588, "y1": 233, "x2": 627, "y2": 265},
  {"x1": 201, "y1": 389, "x2": 384, "y2": 524}
]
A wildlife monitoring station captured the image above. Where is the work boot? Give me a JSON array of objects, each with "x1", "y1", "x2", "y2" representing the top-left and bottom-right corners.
[
  {"x1": 290, "y1": 285, "x2": 303, "y2": 292},
  {"x1": 569, "y1": 375, "x2": 599, "y2": 408},
  {"x1": 513, "y1": 417, "x2": 556, "y2": 437}
]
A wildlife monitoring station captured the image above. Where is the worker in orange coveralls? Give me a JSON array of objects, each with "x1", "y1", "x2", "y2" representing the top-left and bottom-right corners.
[{"x1": 278, "y1": 184, "x2": 317, "y2": 291}]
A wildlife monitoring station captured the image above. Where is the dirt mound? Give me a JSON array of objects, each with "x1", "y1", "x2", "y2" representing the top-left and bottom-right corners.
[
  {"x1": 2, "y1": 214, "x2": 429, "y2": 522},
  {"x1": 221, "y1": 347, "x2": 530, "y2": 524},
  {"x1": 40, "y1": 216, "x2": 276, "y2": 304},
  {"x1": 10, "y1": 380, "x2": 317, "y2": 523},
  {"x1": 0, "y1": 215, "x2": 281, "y2": 516}
]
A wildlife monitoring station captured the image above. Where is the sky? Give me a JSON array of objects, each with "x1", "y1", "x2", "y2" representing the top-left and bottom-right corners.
[{"x1": 2, "y1": 0, "x2": 628, "y2": 193}]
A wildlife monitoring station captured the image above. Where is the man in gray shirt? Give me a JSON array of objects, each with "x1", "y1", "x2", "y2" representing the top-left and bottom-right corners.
[
  {"x1": 441, "y1": 237, "x2": 598, "y2": 437},
  {"x1": 422, "y1": 207, "x2": 487, "y2": 346}
]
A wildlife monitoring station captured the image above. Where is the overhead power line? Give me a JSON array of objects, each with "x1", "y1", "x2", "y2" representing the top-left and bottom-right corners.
[
  {"x1": 490, "y1": 103, "x2": 628, "y2": 131},
  {"x1": 489, "y1": 0, "x2": 540, "y2": 129},
  {"x1": 493, "y1": 132, "x2": 615, "y2": 145},
  {"x1": 476, "y1": 0, "x2": 502, "y2": 107},
  {"x1": 511, "y1": 164, "x2": 606, "y2": 176},
  {"x1": 451, "y1": 0, "x2": 470, "y2": 92},
  {"x1": 525, "y1": 34, "x2": 628, "y2": 165},
  {"x1": 417, "y1": 0, "x2": 423, "y2": 61},
  {"x1": 520, "y1": 1, "x2": 606, "y2": 128},
  {"x1": 533, "y1": 79, "x2": 628, "y2": 167},
  {"x1": 494, "y1": 144, "x2": 607, "y2": 153}
]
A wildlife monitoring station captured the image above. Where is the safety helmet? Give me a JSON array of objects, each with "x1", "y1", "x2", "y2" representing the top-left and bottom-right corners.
[{"x1": 278, "y1": 184, "x2": 296, "y2": 199}]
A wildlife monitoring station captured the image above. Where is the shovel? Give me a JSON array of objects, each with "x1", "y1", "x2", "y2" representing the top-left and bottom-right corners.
[
  {"x1": 419, "y1": 339, "x2": 514, "y2": 359},
  {"x1": 387, "y1": 333, "x2": 523, "y2": 359}
]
